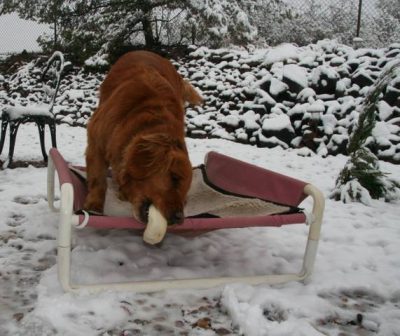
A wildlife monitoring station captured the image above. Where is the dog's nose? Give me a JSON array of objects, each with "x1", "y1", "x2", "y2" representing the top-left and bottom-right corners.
[{"x1": 169, "y1": 211, "x2": 184, "y2": 225}]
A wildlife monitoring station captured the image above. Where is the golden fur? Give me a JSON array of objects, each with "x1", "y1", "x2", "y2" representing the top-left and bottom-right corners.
[{"x1": 84, "y1": 51, "x2": 202, "y2": 224}]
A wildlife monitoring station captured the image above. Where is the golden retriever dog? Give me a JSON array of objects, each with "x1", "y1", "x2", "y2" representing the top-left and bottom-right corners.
[{"x1": 84, "y1": 51, "x2": 202, "y2": 226}]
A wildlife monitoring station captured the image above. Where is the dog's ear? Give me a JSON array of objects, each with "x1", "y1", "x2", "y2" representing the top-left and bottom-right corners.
[
  {"x1": 183, "y1": 80, "x2": 203, "y2": 106},
  {"x1": 126, "y1": 134, "x2": 174, "y2": 179}
]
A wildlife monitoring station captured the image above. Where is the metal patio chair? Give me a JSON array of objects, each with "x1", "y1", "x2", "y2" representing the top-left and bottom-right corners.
[{"x1": 0, "y1": 51, "x2": 65, "y2": 167}]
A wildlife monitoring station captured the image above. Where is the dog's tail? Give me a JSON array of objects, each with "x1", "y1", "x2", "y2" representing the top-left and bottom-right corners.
[{"x1": 183, "y1": 80, "x2": 203, "y2": 106}]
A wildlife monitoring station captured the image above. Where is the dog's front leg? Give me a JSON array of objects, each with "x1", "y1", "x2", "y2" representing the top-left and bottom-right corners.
[{"x1": 84, "y1": 144, "x2": 108, "y2": 213}]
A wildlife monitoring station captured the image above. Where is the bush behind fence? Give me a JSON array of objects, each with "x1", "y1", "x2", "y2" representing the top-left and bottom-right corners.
[{"x1": 262, "y1": 0, "x2": 400, "y2": 48}]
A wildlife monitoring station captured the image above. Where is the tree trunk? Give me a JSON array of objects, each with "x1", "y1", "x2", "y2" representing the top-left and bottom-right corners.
[
  {"x1": 142, "y1": 15, "x2": 155, "y2": 47},
  {"x1": 191, "y1": 24, "x2": 197, "y2": 45},
  {"x1": 54, "y1": 19, "x2": 58, "y2": 51}
]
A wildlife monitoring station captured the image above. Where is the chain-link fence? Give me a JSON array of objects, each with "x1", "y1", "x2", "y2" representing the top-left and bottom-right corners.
[
  {"x1": 0, "y1": 0, "x2": 398, "y2": 56},
  {"x1": 289, "y1": 0, "x2": 378, "y2": 39},
  {"x1": 275, "y1": 0, "x2": 399, "y2": 48}
]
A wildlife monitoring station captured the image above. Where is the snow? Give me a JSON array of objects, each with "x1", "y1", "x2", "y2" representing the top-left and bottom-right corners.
[
  {"x1": 191, "y1": 71, "x2": 206, "y2": 80},
  {"x1": 321, "y1": 114, "x2": 338, "y2": 135},
  {"x1": 330, "y1": 56, "x2": 346, "y2": 66},
  {"x1": 311, "y1": 65, "x2": 339, "y2": 86},
  {"x1": 263, "y1": 44, "x2": 300, "y2": 65},
  {"x1": 0, "y1": 122, "x2": 400, "y2": 335},
  {"x1": 283, "y1": 64, "x2": 308, "y2": 89},
  {"x1": 256, "y1": 88, "x2": 276, "y2": 106},
  {"x1": 269, "y1": 77, "x2": 288, "y2": 96},
  {"x1": 298, "y1": 50, "x2": 317, "y2": 67},
  {"x1": 1, "y1": 39, "x2": 400, "y2": 334},
  {"x1": 4, "y1": 104, "x2": 53, "y2": 120},
  {"x1": 211, "y1": 127, "x2": 235, "y2": 141},
  {"x1": 297, "y1": 88, "x2": 316, "y2": 103},
  {"x1": 307, "y1": 100, "x2": 325, "y2": 114},
  {"x1": 219, "y1": 114, "x2": 240, "y2": 127},
  {"x1": 295, "y1": 146, "x2": 315, "y2": 157},
  {"x1": 242, "y1": 110, "x2": 260, "y2": 131},
  {"x1": 240, "y1": 73, "x2": 257, "y2": 86},
  {"x1": 199, "y1": 79, "x2": 218, "y2": 89},
  {"x1": 371, "y1": 121, "x2": 400, "y2": 148},
  {"x1": 378, "y1": 100, "x2": 393, "y2": 121},
  {"x1": 336, "y1": 78, "x2": 351, "y2": 92},
  {"x1": 336, "y1": 179, "x2": 373, "y2": 206},
  {"x1": 84, "y1": 51, "x2": 109, "y2": 68},
  {"x1": 262, "y1": 114, "x2": 294, "y2": 132},
  {"x1": 65, "y1": 89, "x2": 85, "y2": 100}
]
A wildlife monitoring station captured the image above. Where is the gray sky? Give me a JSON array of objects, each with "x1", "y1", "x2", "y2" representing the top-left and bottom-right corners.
[{"x1": 0, "y1": 13, "x2": 50, "y2": 53}]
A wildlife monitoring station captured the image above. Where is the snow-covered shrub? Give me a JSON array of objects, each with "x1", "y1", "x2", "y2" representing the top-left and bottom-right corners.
[
  {"x1": 331, "y1": 59, "x2": 400, "y2": 204},
  {"x1": 84, "y1": 45, "x2": 110, "y2": 72}
]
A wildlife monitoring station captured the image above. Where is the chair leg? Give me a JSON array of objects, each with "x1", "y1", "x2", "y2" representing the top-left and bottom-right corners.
[
  {"x1": 37, "y1": 122, "x2": 48, "y2": 162},
  {"x1": 8, "y1": 121, "x2": 21, "y2": 165},
  {"x1": 0, "y1": 119, "x2": 8, "y2": 156},
  {"x1": 49, "y1": 121, "x2": 57, "y2": 148}
]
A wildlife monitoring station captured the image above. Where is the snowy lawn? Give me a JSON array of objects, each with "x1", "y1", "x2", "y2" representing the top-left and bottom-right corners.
[{"x1": 0, "y1": 123, "x2": 400, "y2": 336}]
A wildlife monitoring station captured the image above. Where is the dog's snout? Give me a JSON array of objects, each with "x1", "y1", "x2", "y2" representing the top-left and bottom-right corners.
[{"x1": 169, "y1": 211, "x2": 184, "y2": 225}]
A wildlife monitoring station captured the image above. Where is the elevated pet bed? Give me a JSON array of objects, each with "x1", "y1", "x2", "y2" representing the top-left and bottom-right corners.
[{"x1": 47, "y1": 148, "x2": 324, "y2": 293}]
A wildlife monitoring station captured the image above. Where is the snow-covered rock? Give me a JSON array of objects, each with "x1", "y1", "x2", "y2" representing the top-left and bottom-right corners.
[
  {"x1": 262, "y1": 43, "x2": 300, "y2": 65},
  {"x1": 1, "y1": 40, "x2": 399, "y2": 162},
  {"x1": 261, "y1": 114, "x2": 295, "y2": 145},
  {"x1": 282, "y1": 64, "x2": 308, "y2": 93}
]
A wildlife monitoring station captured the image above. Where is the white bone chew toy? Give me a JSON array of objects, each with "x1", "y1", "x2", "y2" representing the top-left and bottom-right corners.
[{"x1": 143, "y1": 204, "x2": 168, "y2": 245}]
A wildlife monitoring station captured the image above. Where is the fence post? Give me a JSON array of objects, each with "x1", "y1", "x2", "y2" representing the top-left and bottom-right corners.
[
  {"x1": 353, "y1": 0, "x2": 364, "y2": 48},
  {"x1": 356, "y1": 0, "x2": 362, "y2": 37}
]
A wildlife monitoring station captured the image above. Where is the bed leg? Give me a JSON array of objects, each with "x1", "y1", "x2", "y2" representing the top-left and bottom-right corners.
[
  {"x1": 58, "y1": 246, "x2": 73, "y2": 292},
  {"x1": 57, "y1": 183, "x2": 75, "y2": 292},
  {"x1": 47, "y1": 153, "x2": 59, "y2": 212},
  {"x1": 301, "y1": 184, "x2": 325, "y2": 281},
  {"x1": 300, "y1": 239, "x2": 319, "y2": 282}
]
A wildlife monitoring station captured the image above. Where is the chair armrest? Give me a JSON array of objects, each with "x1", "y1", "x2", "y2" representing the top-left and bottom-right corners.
[{"x1": 41, "y1": 51, "x2": 65, "y2": 114}]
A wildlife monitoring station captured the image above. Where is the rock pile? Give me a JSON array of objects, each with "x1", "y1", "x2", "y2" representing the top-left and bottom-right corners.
[
  {"x1": 178, "y1": 41, "x2": 400, "y2": 163},
  {"x1": 1, "y1": 40, "x2": 399, "y2": 162}
]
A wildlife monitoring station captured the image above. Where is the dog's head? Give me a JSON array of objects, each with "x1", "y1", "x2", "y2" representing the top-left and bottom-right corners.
[{"x1": 117, "y1": 133, "x2": 192, "y2": 225}]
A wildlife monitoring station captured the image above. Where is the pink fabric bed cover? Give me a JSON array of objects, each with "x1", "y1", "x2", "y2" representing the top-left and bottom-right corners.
[{"x1": 49, "y1": 148, "x2": 307, "y2": 233}]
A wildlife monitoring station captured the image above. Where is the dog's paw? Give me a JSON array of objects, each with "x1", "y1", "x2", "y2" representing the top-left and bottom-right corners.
[{"x1": 83, "y1": 197, "x2": 104, "y2": 214}]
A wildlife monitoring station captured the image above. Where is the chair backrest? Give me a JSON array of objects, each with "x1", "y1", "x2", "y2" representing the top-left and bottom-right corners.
[{"x1": 40, "y1": 51, "x2": 65, "y2": 115}]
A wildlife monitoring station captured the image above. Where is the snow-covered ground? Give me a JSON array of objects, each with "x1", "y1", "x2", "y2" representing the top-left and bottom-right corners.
[{"x1": 1, "y1": 123, "x2": 400, "y2": 336}]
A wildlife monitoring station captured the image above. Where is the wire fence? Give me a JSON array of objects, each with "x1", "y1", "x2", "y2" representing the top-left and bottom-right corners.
[
  {"x1": 279, "y1": 0, "x2": 399, "y2": 48},
  {"x1": 0, "y1": 0, "x2": 398, "y2": 57}
]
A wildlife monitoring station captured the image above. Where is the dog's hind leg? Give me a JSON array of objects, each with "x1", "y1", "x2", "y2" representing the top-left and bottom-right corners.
[{"x1": 84, "y1": 143, "x2": 108, "y2": 213}]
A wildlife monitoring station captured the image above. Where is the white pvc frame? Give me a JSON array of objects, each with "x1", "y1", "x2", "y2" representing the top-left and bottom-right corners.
[{"x1": 47, "y1": 155, "x2": 324, "y2": 293}]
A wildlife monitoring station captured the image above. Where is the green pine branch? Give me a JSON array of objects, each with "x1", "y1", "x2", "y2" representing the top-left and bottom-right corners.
[{"x1": 331, "y1": 59, "x2": 400, "y2": 204}]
